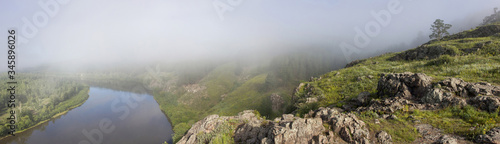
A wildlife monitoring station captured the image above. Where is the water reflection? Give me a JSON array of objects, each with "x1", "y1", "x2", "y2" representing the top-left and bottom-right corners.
[{"x1": 1, "y1": 87, "x2": 173, "y2": 144}]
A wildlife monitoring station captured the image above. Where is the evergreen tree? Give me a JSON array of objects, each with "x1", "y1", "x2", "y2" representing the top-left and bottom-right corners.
[{"x1": 429, "y1": 19, "x2": 452, "y2": 40}]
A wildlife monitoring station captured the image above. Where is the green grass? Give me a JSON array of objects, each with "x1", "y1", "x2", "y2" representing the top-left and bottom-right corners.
[
  {"x1": 358, "y1": 105, "x2": 500, "y2": 142},
  {"x1": 294, "y1": 24, "x2": 500, "y2": 142},
  {"x1": 208, "y1": 73, "x2": 271, "y2": 116},
  {"x1": 413, "y1": 106, "x2": 499, "y2": 138},
  {"x1": 358, "y1": 111, "x2": 420, "y2": 143}
]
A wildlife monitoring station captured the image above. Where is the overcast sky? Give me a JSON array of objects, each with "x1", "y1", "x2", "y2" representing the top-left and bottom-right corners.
[{"x1": 0, "y1": 0, "x2": 498, "y2": 71}]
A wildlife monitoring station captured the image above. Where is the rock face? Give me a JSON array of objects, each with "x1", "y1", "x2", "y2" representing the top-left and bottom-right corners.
[
  {"x1": 377, "y1": 72, "x2": 432, "y2": 99},
  {"x1": 361, "y1": 72, "x2": 500, "y2": 113},
  {"x1": 375, "y1": 131, "x2": 392, "y2": 144},
  {"x1": 178, "y1": 107, "x2": 375, "y2": 144},
  {"x1": 177, "y1": 114, "x2": 229, "y2": 144},
  {"x1": 330, "y1": 113, "x2": 370, "y2": 143}
]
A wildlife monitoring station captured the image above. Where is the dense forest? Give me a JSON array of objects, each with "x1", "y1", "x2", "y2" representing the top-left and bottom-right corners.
[{"x1": 0, "y1": 73, "x2": 89, "y2": 137}]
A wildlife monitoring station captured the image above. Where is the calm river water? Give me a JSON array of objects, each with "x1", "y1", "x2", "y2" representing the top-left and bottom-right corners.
[{"x1": 1, "y1": 87, "x2": 173, "y2": 144}]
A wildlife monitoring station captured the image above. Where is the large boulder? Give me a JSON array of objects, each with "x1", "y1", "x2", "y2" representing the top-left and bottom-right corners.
[
  {"x1": 437, "y1": 135, "x2": 458, "y2": 144},
  {"x1": 308, "y1": 107, "x2": 370, "y2": 144},
  {"x1": 177, "y1": 114, "x2": 226, "y2": 144},
  {"x1": 377, "y1": 72, "x2": 432, "y2": 99},
  {"x1": 438, "y1": 78, "x2": 469, "y2": 97},
  {"x1": 270, "y1": 117, "x2": 325, "y2": 144},
  {"x1": 376, "y1": 131, "x2": 393, "y2": 144},
  {"x1": 421, "y1": 88, "x2": 466, "y2": 107},
  {"x1": 329, "y1": 113, "x2": 370, "y2": 144},
  {"x1": 355, "y1": 92, "x2": 371, "y2": 106}
]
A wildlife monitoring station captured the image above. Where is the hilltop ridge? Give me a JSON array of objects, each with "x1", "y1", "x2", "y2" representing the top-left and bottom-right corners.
[{"x1": 178, "y1": 23, "x2": 500, "y2": 143}]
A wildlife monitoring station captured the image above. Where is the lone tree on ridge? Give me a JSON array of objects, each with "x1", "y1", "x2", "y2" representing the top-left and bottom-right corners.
[{"x1": 429, "y1": 19, "x2": 452, "y2": 41}]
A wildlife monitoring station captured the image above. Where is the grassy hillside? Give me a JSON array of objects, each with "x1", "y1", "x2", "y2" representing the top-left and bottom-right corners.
[
  {"x1": 150, "y1": 48, "x2": 342, "y2": 142},
  {"x1": 293, "y1": 23, "x2": 500, "y2": 142}
]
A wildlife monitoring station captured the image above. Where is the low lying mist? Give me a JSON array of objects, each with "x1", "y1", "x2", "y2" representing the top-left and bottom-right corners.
[{"x1": 0, "y1": 0, "x2": 498, "y2": 72}]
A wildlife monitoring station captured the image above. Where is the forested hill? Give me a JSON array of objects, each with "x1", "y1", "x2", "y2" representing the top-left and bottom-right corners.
[
  {"x1": 177, "y1": 23, "x2": 500, "y2": 144},
  {"x1": 0, "y1": 73, "x2": 89, "y2": 138}
]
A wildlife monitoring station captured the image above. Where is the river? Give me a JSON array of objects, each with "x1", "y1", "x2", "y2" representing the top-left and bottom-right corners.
[{"x1": 1, "y1": 87, "x2": 174, "y2": 144}]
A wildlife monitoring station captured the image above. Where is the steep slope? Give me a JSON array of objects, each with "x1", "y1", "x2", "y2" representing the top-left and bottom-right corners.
[{"x1": 179, "y1": 23, "x2": 500, "y2": 143}]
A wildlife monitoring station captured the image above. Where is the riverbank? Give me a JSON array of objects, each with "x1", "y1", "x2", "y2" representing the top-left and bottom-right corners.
[{"x1": 0, "y1": 88, "x2": 90, "y2": 141}]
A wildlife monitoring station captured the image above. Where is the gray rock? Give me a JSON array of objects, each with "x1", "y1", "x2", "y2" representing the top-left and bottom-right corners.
[
  {"x1": 387, "y1": 115, "x2": 398, "y2": 120},
  {"x1": 466, "y1": 82, "x2": 500, "y2": 97},
  {"x1": 437, "y1": 135, "x2": 457, "y2": 144},
  {"x1": 422, "y1": 88, "x2": 447, "y2": 104},
  {"x1": 306, "y1": 97, "x2": 318, "y2": 104},
  {"x1": 476, "y1": 127, "x2": 500, "y2": 144},
  {"x1": 330, "y1": 113, "x2": 370, "y2": 143},
  {"x1": 439, "y1": 78, "x2": 469, "y2": 97},
  {"x1": 469, "y1": 96, "x2": 500, "y2": 112},
  {"x1": 356, "y1": 97, "x2": 411, "y2": 113},
  {"x1": 356, "y1": 92, "x2": 371, "y2": 105},
  {"x1": 177, "y1": 114, "x2": 223, "y2": 144},
  {"x1": 376, "y1": 131, "x2": 393, "y2": 144},
  {"x1": 271, "y1": 117, "x2": 325, "y2": 144},
  {"x1": 377, "y1": 72, "x2": 432, "y2": 99},
  {"x1": 367, "y1": 75, "x2": 374, "y2": 79}
]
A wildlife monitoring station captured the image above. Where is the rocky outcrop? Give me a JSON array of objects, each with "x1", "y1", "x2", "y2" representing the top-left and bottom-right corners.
[
  {"x1": 469, "y1": 96, "x2": 500, "y2": 113},
  {"x1": 356, "y1": 72, "x2": 499, "y2": 113},
  {"x1": 179, "y1": 109, "x2": 351, "y2": 144},
  {"x1": 330, "y1": 113, "x2": 370, "y2": 143},
  {"x1": 448, "y1": 24, "x2": 500, "y2": 39},
  {"x1": 177, "y1": 114, "x2": 231, "y2": 144},
  {"x1": 388, "y1": 45, "x2": 459, "y2": 61},
  {"x1": 305, "y1": 107, "x2": 371, "y2": 144},
  {"x1": 377, "y1": 72, "x2": 432, "y2": 99},
  {"x1": 345, "y1": 59, "x2": 367, "y2": 68},
  {"x1": 389, "y1": 24, "x2": 500, "y2": 61},
  {"x1": 476, "y1": 127, "x2": 500, "y2": 144},
  {"x1": 438, "y1": 78, "x2": 500, "y2": 97},
  {"x1": 375, "y1": 131, "x2": 392, "y2": 144},
  {"x1": 355, "y1": 92, "x2": 371, "y2": 106},
  {"x1": 178, "y1": 107, "x2": 377, "y2": 144},
  {"x1": 421, "y1": 88, "x2": 467, "y2": 107},
  {"x1": 270, "y1": 93, "x2": 284, "y2": 112},
  {"x1": 437, "y1": 135, "x2": 458, "y2": 144}
]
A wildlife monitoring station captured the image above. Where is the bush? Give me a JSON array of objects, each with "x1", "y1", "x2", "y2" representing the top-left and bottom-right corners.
[{"x1": 172, "y1": 123, "x2": 191, "y2": 143}]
